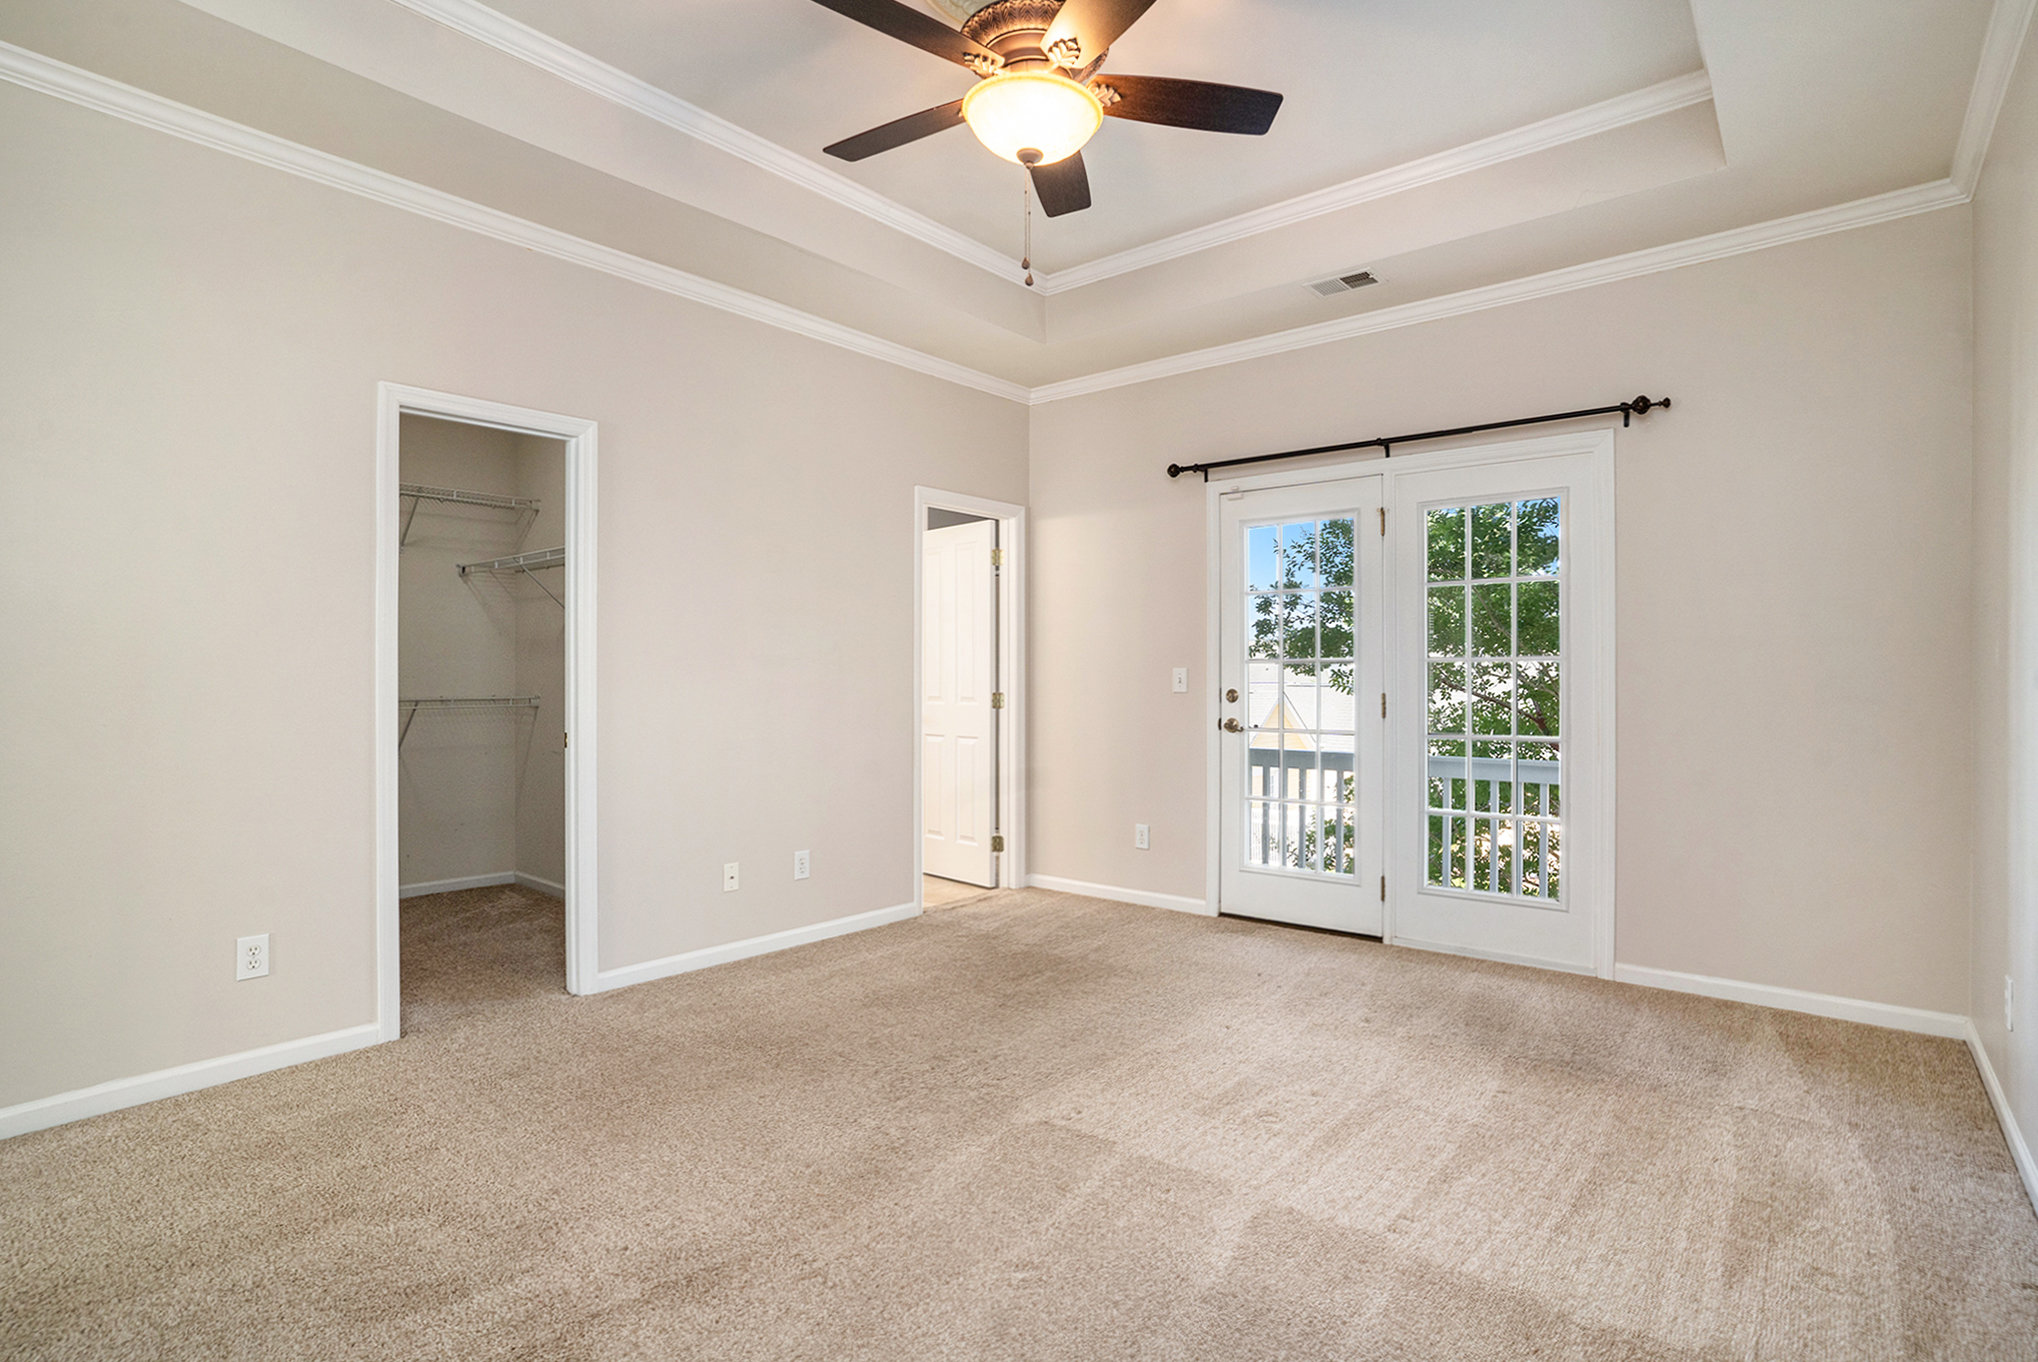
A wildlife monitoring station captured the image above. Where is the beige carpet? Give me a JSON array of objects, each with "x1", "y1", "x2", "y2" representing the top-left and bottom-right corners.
[{"x1": 3, "y1": 886, "x2": 2035, "y2": 1360}]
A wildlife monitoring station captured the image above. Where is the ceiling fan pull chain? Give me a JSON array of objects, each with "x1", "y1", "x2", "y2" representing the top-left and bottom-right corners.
[{"x1": 1022, "y1": 175, "x2": 1035, "y2": 288}]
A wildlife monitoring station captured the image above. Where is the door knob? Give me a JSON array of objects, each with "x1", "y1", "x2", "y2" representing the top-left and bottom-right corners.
[
  {"x1": 1226, "y1": 688, "x2": 1239, "y2": 702},
  {"x1": 1223, "y1": 718, "x2": 1243, "y2": 733}
]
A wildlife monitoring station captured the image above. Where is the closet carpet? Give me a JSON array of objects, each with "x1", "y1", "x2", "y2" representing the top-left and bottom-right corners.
[{"x1": 4, "y1": 886, "x2": 2036, "y2": 1360}]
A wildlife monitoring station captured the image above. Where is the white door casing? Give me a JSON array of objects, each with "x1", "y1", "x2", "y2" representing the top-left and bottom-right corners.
[
  {"x1": 375, "y1": 382, "x2": 600, "y2": 1036},
  {"x1": 922, "y1": 518, "x2": 998, "y2": 886},
  {"x1": 1218, "y1": 477, "x2": 1386, "y2": 934}
]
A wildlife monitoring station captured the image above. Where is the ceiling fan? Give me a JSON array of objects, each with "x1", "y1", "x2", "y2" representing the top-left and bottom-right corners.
[{"x1": 806, "y1": 0, "x2": 1284, "y2": 217}]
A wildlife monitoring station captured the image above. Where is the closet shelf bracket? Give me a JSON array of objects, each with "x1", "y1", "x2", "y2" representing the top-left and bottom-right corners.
[{"x1": 457, "y1": 546, "x2": 566, "y2": 608}]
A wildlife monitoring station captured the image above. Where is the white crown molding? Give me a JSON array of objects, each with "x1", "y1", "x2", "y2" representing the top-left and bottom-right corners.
[
  {"x1": 0, "y1": 41, "x2": 1030, "y2": 404},
  {"x1": 0, "y1": 33, "x2": 2002, "y2": 412},
  {"x1": 386, "y1": 0, "x2": 1018, "y2": 283},
  {"x1": 1027, "y1": 178, "x2": 1970, "y2": 404},
  {"x1": 1030, "y1": 70, "x2": 1715, "y2": 294},
  {"x1": 1955, "y1": 0, "x2": 2038, "y2": 195}
]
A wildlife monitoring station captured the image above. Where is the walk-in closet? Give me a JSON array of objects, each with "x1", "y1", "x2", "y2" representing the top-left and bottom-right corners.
[{"x1": 398, "y1": 414, "x2": 566, "y2": 1029}]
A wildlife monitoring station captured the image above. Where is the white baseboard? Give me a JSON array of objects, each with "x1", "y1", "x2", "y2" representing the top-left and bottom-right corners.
[
  {"x1": 1613, "y1": 963, "x2": 1969, "y2": 1038},
  {"x1": 0, "y1": 1022, "x2": 382, "y2": 1140},
  {"x1": 593, "y1": 901, "x2": 921, "y2": 992},
  {"x1": 514, "y1": 872, "x2": 565, "y2": 897},
  {"x1": 1966, "y1": 1021, "x2": 2038, "y2": 1214},
  {"x1": 1393, "y1": 935, "x2": 1597, "y2": 976},
  {"x1": 1026, "y1": 874, "x2": 1214, "y2": 917},
  {"x1": 399, "y1": 871, "x2": 515, "y2": 898}
]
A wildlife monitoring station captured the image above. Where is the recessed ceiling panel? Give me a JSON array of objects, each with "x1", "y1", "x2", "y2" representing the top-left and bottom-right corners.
[{"x1": 481, "y1": 0, "x2": 1705, "y2": 266}]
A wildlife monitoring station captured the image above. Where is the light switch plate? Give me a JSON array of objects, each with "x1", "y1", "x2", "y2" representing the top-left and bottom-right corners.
[{"x1": 1172, "y1": 668, "x2": 1188, "y2": 693}]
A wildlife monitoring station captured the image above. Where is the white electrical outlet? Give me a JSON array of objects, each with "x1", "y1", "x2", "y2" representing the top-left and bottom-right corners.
[
  {"x1": 1172, "y1": 667, "x2": 1188, "y2": 693},
  {"x1": 2008, "y1": 974, "x2": 2016, "y2": 1033},
  {"x1": 723, "y1": 862, "x2": 740, "y2": 892},
  {"x1": 793, "y1": 850, "x2": 811, "y2": 880},
  {"x1": 1135, "y1": 823, "x2": 1150, "y2": 851},
  {"x1": 236, "y1": 934, "x2": 269, "y2": 981}
]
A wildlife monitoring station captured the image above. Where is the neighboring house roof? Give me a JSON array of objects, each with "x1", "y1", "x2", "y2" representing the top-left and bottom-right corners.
[{"x1": 1249, "y1": 668, "x2": 1357, "y2": 749}]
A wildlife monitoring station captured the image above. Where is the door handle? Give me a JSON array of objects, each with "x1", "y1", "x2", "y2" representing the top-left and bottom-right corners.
[{"x1": 1222, "y1": 718, "x2": 1243, "y2": 733}]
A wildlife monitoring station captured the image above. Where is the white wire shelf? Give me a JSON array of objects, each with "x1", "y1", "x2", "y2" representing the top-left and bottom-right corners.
[
  {"x1": 399, "y1": 696, "x2": 542, "y2": 745},
  {"x1": 400, "y1": 483, "x2": 539, "y2": 511},
  {"x1": 458, "y1": 546, "x2": 564, "y2": 575},
  {"x1": 457, "y1": 546, "x2": 566, "y2": 607},
  {"x1": 399, "y1": 483, "x2": 539, "y2": 546}
]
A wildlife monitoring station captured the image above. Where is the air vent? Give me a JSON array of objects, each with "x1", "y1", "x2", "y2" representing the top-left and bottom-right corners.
[{"x1": 1307, "y1": 270, "x2": 1379, "y2": 298}]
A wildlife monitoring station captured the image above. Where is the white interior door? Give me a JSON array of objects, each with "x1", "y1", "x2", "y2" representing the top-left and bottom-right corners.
[
  {"x1": 1389, "y1": 444, "x2": 1611, "y2": 972},
  {"x1": 1219, "y1": 478, "x2": 1385, "y2": 933},
  {"x1": 923, "y1": 519, "x2": 998, "y2": 886}
]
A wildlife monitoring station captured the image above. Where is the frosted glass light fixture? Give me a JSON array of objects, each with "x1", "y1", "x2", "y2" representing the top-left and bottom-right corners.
[{"x1": 960, "y1": 71, "x2": 1104, "y2": 165}]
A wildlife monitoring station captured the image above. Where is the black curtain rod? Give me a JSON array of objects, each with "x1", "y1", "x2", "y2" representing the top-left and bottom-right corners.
[{"x1": 1166, "y1": 395, "x2": 1672, "y2": 481}]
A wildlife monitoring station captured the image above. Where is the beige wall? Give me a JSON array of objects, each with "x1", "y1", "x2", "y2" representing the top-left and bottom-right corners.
[
  {"x1": 0, "y1": 84, "x2": 1027, "y2": 1110},
  {"x1": 1029, "y1": 207, "x2": 1976, "y2": 1014},
  {"x1": 1972, "y1": 24, "x2": 2038, "y2": 1153}
]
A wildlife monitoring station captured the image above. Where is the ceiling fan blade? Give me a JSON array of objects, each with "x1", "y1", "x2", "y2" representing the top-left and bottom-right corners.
[
  {"x1": 806, "y1": 0, "x2": 996, "y2": 68},
  {"x1": 1043, "y1": 0, "x2": 1160, "y2": 62},
  {"x1": 1097, "y1": 75, "x2": 1284, "y2": 135},
  {"x1": 1029, "y1": 152, "x2": 1092, "y2": 217},
  {"x1": 824, "y1": 100, "x2": 966, "y2": 161}
]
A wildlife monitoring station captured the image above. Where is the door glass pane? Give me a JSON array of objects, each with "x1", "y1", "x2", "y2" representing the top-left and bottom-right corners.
[
  {"x1": 1426, "y1": 508, "x2": 1465, "y2": 580},
  {"x1": 1428, "y1": 586, "x2": 1466, "y2": 656},
  {"x1": 1423, "y1": 496, "x2": 1563, "y2": 902},
  {"x1": 1322, "y1": 518, "x2": 1355, "y2": 587},
  {"x1": 1237, "y1": 516, "x2": 1361, "y2": 881},
  {"x1": 1249, "y1": 596, "x2": 1281, "y2": 657},
  {"x1": 1280, "y1": 522, "x2": 1317, "y2": 588},
  {"x1": 1247, "y1": 525, "x2": 1280, "y2": 590}
]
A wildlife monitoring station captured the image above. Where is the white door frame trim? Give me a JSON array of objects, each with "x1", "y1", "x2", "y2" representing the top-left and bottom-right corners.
[
  {"x1": 1202, "y1": 427, "x2": 1618, "y2": 977},
  {"x1": 375, "y1": 382, "x2": 601, "y2": 1039},
  {"x1": 913, "y1": 487, "x2": 1027, "y2": 904}
]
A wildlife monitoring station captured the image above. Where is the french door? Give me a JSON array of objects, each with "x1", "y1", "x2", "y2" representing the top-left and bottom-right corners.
[
  {"x1": 1218, "y1": 477, "x2": 1386, "y2": 933},
  {"x1": 1214, "y1": 435, "x2": 1611, "y2": 974},
  {"x1": 1388, "y1": 448, "x2": 1608, "y2": 972}
]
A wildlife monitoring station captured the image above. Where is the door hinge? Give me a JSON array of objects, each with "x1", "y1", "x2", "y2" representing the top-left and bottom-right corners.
[
  {"x1": 563, "y1": 731, "x2": 569, "y2": 749},
  {"x1": 1380, "y1": 874, "x2": 1386, "y2": 901},
  {"x1": 991, "y1": 834, "x2": 1005, "y2": 853},
  {"x1": 991, "y1": 547, "x2": 1004, "y2": 568},
  {"x1": 1380, "y1": 692, "x2": 1387, "y2": 719},
  {"x1": 1379, "y1": 507, "x2": 1386, "y2": 536},
  {"x1": 991, "y1": 692, "x2": 1005, "y2": 709}
]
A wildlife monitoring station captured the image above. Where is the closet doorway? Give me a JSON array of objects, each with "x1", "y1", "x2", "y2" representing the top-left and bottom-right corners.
[{"x1": 375, "y1": 386, "x2": 599, "y2": 1042}]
